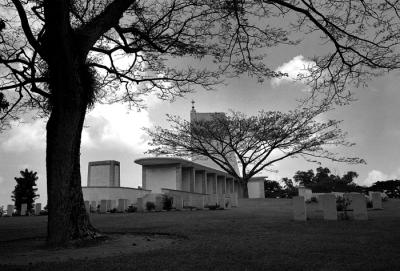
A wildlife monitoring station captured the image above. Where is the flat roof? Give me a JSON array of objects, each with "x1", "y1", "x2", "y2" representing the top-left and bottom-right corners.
[{"x1": 134, "y1": 157, "x2": 237, "y2": 178}]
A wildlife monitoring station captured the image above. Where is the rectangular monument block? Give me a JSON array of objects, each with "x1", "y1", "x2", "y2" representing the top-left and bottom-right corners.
[
  {"x1": 320, "y1": 194, "x2": 337, "y2": 220},
  {"x1": 350, "y1": 193, "x2": 368, "y2": 220},
  {"x1": 155, "y1": 195, "x2": 163, "y2": 211},
  {"x1": 371, "y1": 192, "x2": 383, "y2": 209},
  {"x1": 100, "y1": 200, "x2": 107, "y2": 213},
  {"x1": 293, "y1": 196, "x2": 307, "y2": 221},
  {"x1": 7, "y1": 205, "x2": 13, "y2": 216},
  {"x1": 217, "y1": 194, "x2": 225, "y2": 209},
  {"x1": 110, "y1": 200, "x2": 117, "y2": 210},
  {"x1": 137, "y1": 197, "x2": 144, "y2": 212},
  {"x1": 20, "y1": 203, "x2": 27, "y2": 216},
  {"x1": 84, "y1": 201, "x2": 90, "y2": 213},
  {"x1": 106, "y1": 200, "x2": 112, "y2": 211},
  {"x1": 34, "y1": 203, "x2": 42, "y2": 215},
  {"x1": 118, "y1": 199, "x2": 128, "y2": 212},
  {"x1": 173, "y1": 195, "x2": 183, "y2": 210},
  {"x1": 230, "y1": 193, "x2": 239, "y2": 207},
  {"x1": 90, "y1": 201, "x2": 97, "y2": 212}
]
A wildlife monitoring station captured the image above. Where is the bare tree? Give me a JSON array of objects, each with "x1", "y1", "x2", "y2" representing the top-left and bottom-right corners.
[
  {"x1": 146, "y1": 107, "x2": 365, "y2": 196},
  {"x1": 0, "y1": 0, "x2": 398, "y2": 246}
]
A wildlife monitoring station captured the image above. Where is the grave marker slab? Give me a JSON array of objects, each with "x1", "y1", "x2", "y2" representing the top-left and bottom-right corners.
[
  {"x1": 293, "y1": 196, "x2": 307, "y2": 221},
  {"x1": 217, "y1": 194, "x2": 225, "y2": 209},
  {"x1": 173, "y1": 195, "x2": 183, "y2": 210},
  {"x1": 350, "y1": 193, "x2": 368, "y2": 220},
  {"x1": 155, "y1": 195, "x2": 163, "y2": 211},
  {"x1": 35, "y1": 203, "x2": 41, "y2": 215},
  {"x1": 371, "y1": 192, "x2": 383, "y2": 209},
  {"x1": 118, "y1": 199, "x2": 128, "y2": 212},
  {"x1": 20, "y1": 203, "x2": 27, "y2": 216},
  {"x1": 100, "y1": 200, "x2": 107, "y2": 213},
  {"x1": 319, "y1": 194, "x2": 337, "y2": 220},
  {"x1": 137, "y1": 198, "x2": 144, "y2": 212},
  {"x1": 84, "y1": 201, "x2": 90, "y2": 213},
  {"x1": 7, "y1": 205, "x2": 13, "y2": 216},
  {"x1": 90, "y1": 201, "x2": 97, "y2": 212}
]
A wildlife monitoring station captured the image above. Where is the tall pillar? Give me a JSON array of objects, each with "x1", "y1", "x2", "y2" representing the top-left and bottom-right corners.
[
  {"x1": 190, "y1": 167, "x2": 195, "y2": 192},
  {"x1": 217, "y1": 175, "x2": 226, "y2": 194},
  {"x1": 176, "y1": 164, "x2": 182, "y2": 190}
]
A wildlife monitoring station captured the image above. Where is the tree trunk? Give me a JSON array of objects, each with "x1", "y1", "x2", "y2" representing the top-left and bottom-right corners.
[
  {"x1": 46, "y1": 91, "x2": 97, "y2": 246},
  {"x1": 44, "y1": 0, "x2": 96, "y2": 246}
]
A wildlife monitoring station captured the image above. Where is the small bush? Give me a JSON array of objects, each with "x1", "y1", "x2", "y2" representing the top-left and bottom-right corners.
[
  {"x1": 366, "y1": 199, "x2": 373, "y2": 208},
  {"x1": 126, "y1": 205, "x2": 137, "y2": 213},
  {"x1": 39, "y1": 210, "x2": 48, "y2": 216},
  {"x1": 162, "y1": 195, "x2": 173, "y2": 211},
  {"x1": 207, "y1": 204, "x2": 220, "y2": 210},
  {"x1": 310, "y1": 196, "x2": 318, "y2": 203},
  {"x1": 110, "y1": 208, "x2": 117, "y2": 213},
  {"x1": 146, "y1": 201, "x2": 155, "y2": 211}
]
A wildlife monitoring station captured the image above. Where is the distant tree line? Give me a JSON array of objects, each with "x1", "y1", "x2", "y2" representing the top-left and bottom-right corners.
[{"x1": 264, "y1": 167, "x2": 400, "y2": 198}]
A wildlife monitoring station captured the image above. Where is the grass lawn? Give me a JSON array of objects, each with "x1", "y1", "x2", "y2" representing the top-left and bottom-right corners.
[{"x1": 1, "y1": 198, "x2": 400, "y2": 270}]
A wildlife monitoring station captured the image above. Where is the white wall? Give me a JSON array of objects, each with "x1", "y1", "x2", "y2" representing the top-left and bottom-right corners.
[
  {"x1": 82, "y1": 187, "x2": 151, "y2": 206},
  {"x1": 145, "y1": 165, "x2": 177, "y2": 193},
  {"x1": 247, "y1": 181, "x2": 265, "y2": 198}
]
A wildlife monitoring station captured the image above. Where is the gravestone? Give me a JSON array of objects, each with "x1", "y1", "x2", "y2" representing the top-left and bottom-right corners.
[
  {"x1": 20, "y1": 203, "x2": 27, "y2": 216},
  {"x1": 173, "y1": 195, "x2": 183, "y2": 210},
  {"x1": 350, "y1": 193, "x2": 368, "y2": 220},
  {"x1": 319, "y1": 194, "x2": 337, "y2": 220},
  {"x1": 293, "y1": 196, "x2": 307, "y2": 221},
  {"x1": 118, "y1": 199, "x2": 128, "y2": 212},
  {"x1": 371, "y1": 192, "x2": 383, "y2": 209},
  {"x1": 155, "y1": 195, "x2": 163, "y2": 211},
  {"x1": 90, "y1": 201, "x2": 97, "y2": 212},
  {"x1": 217, "y1": 194, "x2": 225, "y2": 209},
  {"x1": 84, "y1": 201, "x2": 90, "y2": 213},
  {"x1": 224, "y1": 196, "x2": 232, "y2": 209},
  {"x1": 106, "y1": 200, "x2": 112, "y2": 211},
  {"x1": 137, "y1": 197, "x2": 144, "y2": 212},
  {"x1": 35, "y1": 203, "x2": 42, "y2": 215},
  {"x1": 110, "y1": 200, "x2": 117, "y2": 210},
  {"x1": 230, "y1": 193, "x2": 238, "y2": 207},
  {"x1": 100, "y1": 200, "x2": 107, "y2": 213},
  {"x1": 7, "y1": 205, "x2": 13, "y2": 216}
]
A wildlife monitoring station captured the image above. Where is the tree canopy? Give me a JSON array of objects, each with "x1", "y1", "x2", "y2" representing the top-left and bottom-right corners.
[
  {"x1": 11, "y1": 168, "x2": 40, "y2": 215},
  {"x1": 146, "y1": 107, "x2": 365, "y2": 186}
]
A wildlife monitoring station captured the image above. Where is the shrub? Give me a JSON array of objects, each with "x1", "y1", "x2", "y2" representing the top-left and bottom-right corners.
[
  {"x1": 110, "y1": 208, "x2": 117, "y2": 213},
  {"x1": 126, "y1": 205, "x2": 137, "y2": 213},
  {"x1": 366, "y1": 199, "x2": 373, "y2": 208},
  {"x1": 310, "y1": 196, "x2": 318, "y2": 203},
  {"x1": 146, "y1": 201, "x2": 155, "y2": 211},
  {"x1": 162, "y1": 195, "x2": 173, "y2": 211},
  {"x1": 39, "y1": 210, "x2": 48, "y2": 215},
  {"x1": 207, "y1": 204, "x2": 220, "y2": 210}
]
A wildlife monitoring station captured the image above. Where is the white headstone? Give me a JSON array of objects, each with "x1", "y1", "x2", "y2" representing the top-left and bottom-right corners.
[
  {"x1": 217, "y1": 194, "x2": 225, "y2": 209},
  {"x1": 84, "y1": 201, "x2": 90, "y2": 213},
  {"x1": 173, "y1": 195, "x2": 183, "y2": 210},
  {"x1": 118, "y1": 199, "x2": 127, "y2": 212},
  {"x1": 371, "y1": 192, "x2": 383, "y2": 209},
  {"x1": 230, "y1": 193, "x2": 238, "y2": 207},
  {"x1": 35, "y1": 203, "x2": 42, "y2": 215},
  {"x1": 20, "y1": 203, "x2": 27, "y2": 216},
  {"x1": 137, "y1": 197, "x2": 144, "y2": 212},
  {"x1": 155, "y1": 195, "x2": 163, "y2": 211},
  {"x1": 293, "y1": 196, "x2": 307, "y2": 221},
  {"x1": 90, "y1": 201, "x2": 97, "y2": 212},
  {"x1": 319, "y1": 194, "x2": 337, "y2": 220},
  {"x1": 100, "y1": 200, "x2": 107, "y2": 213},
  {"x1": 110, "y1": 200, "x2": 117, "y2": 210},
  {"x1": 350, "y1": 193, "x2": 368, "y2": 220},
  {"x1": 7, "y1": 205, "x2": 14, "y2": 216}
]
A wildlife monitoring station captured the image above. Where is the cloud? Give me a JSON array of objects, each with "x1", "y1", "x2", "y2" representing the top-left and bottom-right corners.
[
  {"x1": 359, "y1": 169, "x2": 400, "y2": 186},
  {"x1": 1, "y1": 119, "x2": 46, "y2": 153},
  {"x1": 271, "y1": 55, "x2": 316, "y2": 89},
  {"x1": 83, "y1": 101, "x2": 156, "y2": 153}
]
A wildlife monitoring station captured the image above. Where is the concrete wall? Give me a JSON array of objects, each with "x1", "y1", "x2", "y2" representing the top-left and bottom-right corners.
[
  {"x1": 87, "y1": 160, "x2": 120, "y2": 187},
  {"x1": 82, "y1": 187, "x2": 151, "y2": 207},
  {"x1": 248, "y1": 181, "x2": 265, "y2": 198},
  {"x1": 145, "y1": 164, "x2": 178, "y2": 193}
]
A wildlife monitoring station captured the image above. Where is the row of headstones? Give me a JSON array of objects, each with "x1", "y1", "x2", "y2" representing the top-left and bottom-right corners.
[
  {"x1": 136, "y1": 193, "x2": 239, "y2": 212},
  {"x1": 5, "y1": 203, "x2": 42, "y2": 216},
  {"x1": 293, "y1": 192, "x2": 384, "y2": 221},
  {"x1": 84, "y1": 199, "x2": 128, "y2": 213}
]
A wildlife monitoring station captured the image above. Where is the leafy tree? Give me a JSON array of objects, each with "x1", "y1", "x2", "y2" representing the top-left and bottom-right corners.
[
  {"x1": 11, "y1": 169, "x2": 40, "y2": 215},
  {"x1": 369, "y1": 180, "x2": 400, "y2": 198},
  {"x1": 1, "y1": 0, "x2": 398, "y2": 246},
  {"x1": 281, "y1": 177, "x2": 297, "y2": 198},
  {"x1": 146, "y1": 108, "x2": 364, "y2": 196},
  {"x1": 264, "y1": 180, "x2": 282, "y2": 198},
  {"x1": 293, "y1": 170, "x2": 315, "y2": 186}
]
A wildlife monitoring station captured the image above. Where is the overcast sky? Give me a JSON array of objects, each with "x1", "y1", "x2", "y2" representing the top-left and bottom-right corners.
[{"x1": 1, "y1": 36, "x2": 400, "y2": 207}]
